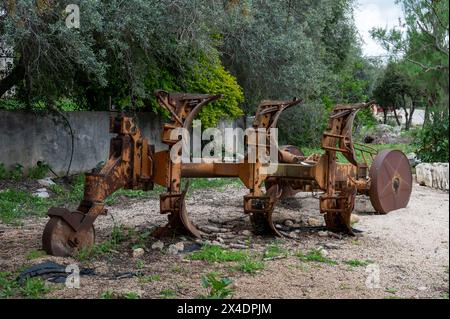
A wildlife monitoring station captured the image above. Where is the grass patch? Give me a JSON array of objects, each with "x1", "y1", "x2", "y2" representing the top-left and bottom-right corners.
[
  {"x1": 296, "y1": 249, "x2": 338, "y2": 265},
  {"x1": 263, "y1": 241, "x2": 287, "y2": 259},
  {"x1": 188, "y1": 245, "x2": 247, "y2": 263},
  {"x1": 124, "y1": 292, "x2": 140, "y2": 299},
  {"x1": 343, "y1": 259, "x2": 371, "y2": 267},
  {"x1": 76, "y1": 225, "x2": 128, "y2": 261},
  {"x1": 20, "y1": 277, "x2": 50, "y2": 299},
  {"x1": 0, "y1": 188, "x2": 50, "y2": 224},
  {"x1": 0, "y1": 272, "x2": 19, "y2": 298},
  {"x1": 26, "y1": 250, "x2": 47, "y2": 260},
  {"x1": 235, "y1": 258, "x2": 265, "y2": 274},
  {"x1": 385, "y1": 287, "x2": 398, "y2": 294},
  {"x1": 160, "y1": 288, "x2": 177, "y2": 298},
  {"x1": 138, "y1": 274, "x2": 161, "y2": 284}
]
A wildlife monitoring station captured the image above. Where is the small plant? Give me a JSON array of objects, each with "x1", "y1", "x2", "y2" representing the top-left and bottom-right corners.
[
  {"x1": 27, "y1": 162, "x2": 50, "y2": 179},
  {"x1": 124, "y1": 292, "x2": 140, "y2": 299},
  {"x1": 188, "y1": 245, "x2": 247, "y2": 263},
  {"x1": 344, "y1": 259, "x2": 371, "y2": 267},
  {"x1": 0, "y1": 163, "x2": 9, "y2": 179},
  {"x1": 297, "y1": 249, "x2": 337, "y2": 265},
  {"x1": 26, "y1": 250, "x2": 47, "y2": 260},
  {"x1": 385, "y1": 287, "x2": 398, "y2": 295},
  {"x1": 138, "y1": 274, "x2": 161, "y2": 284},
  {"x1": 198, "y1": 272, "x2": 234, "y2": 299},
  {"x1": 20, "y1": 277, "x2": 49, "y2": 299},
  {"x1": 0, "y1": 188, "x2": 49, "y2": 224},
  {"x1": 135, "y1": 260, "x2": 145, "y2": 270},
  {"x1": 0, "y1": 272, "x2": 19, "y2": 298},
  {"x1": 10, "y1": 164, "x2": 24, "y2": 181},
  {"x1": 236, "y1": 258, "x2": 265, "y2": 274},
  {"x1": 100, "y1": 290, "x2": 115, "y2": 299},
  {"x1": 75, "y1": 225, "x2": 128, "y2": 261},
  {"x1": 160, "y1": 288, "x2": 177, "y2": 298},
  {"x1": 263, "y1": 241, "x2": 287, "y2": 259}
]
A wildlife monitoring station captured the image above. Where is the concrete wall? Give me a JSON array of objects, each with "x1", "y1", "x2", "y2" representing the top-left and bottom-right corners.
[
  {"x1": 0, "y1": 110, "x2": 166, "y2": 175},
  {"x1": 0, "y1": 110, "x2": 250, "y2": 175}
]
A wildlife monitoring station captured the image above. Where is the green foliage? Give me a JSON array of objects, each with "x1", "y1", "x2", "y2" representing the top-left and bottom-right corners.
[
  {"x1": 124, "y1": 292, "x2": 140, "y2": 299},
  {"x1": 26, "y1": 250, "x2": 47, "y2": 260},
  {"x1": 159, "y1": 288, "x2": 177, "y2": 298},
  {"x1": 236, "y1": 259, "x2": 265, "y2": 274},
  {"x1": 0, "y1": 163, "x2": 8, "y2": 179},
  {"x1": 188, "y1": 245, "x2": 247, "y2": 263},
  {"x1": 185, "y1": 54, "x2": 244, "y2": 127},
  {"x1": 0, "y1": 99, "x2": 26, "y2": 110},
  {"x1": 0, "y1": 188, "x2": 49, "y2": 224},
  {"x1": 414, "y1": 110, "x2": 449, "y2": 162},
  {"x1": 263, "y1": 241, "x2": 287, "y2": 259},
  {"x1": 10, "y1": 164, "x2": 24, "y2": 181},
  {"x1": 20, "y1": 277, "x2": 50, "y2": 299},
  {"x1": 198, "y1": 272, "x2": 233, "y2": 299},
  {"x1": 27, "y1": 162, "x2": 50, "y2": 179},
  {"x1": 100, "y1": 291, "x2": 115, "y2": 299},
  {"x1": 297, "y1": 249, "x2": 338, "y2": 265},
  {"x1": 0, "y1": 272, "x2": 19, "y2": 298},
  {"x1": 344, "y1": 259, "x2": 371, "y2": 267},
  {"x1": 138, "y1": 274, "x2": 161, "y2": 284},
  {"x1": 76, "y1": 225, "x2": 128, "y2": 261}
]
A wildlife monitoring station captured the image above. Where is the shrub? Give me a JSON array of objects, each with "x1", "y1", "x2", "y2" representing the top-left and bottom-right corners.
[{"x1": 415, "y1": 110, "x2": 449, "y2": 162}]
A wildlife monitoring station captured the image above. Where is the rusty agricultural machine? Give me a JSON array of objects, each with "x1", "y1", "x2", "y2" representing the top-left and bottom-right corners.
[{"x1": 42, "y1": 91, "x2": 413, "y2": 256}]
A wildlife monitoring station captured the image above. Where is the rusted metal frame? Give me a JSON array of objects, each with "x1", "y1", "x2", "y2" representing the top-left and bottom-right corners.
[
  {"x1": 152, "y1": 91, "x2": 223, "y2": 238},
  {"x1": 49, "y1": 116, "x2": 153, "y2": 234}
]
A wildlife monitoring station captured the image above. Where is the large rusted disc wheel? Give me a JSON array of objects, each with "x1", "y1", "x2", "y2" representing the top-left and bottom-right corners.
[
  {"x1": 42, "y1": 212, "x2": 95, "y2": 257},
  {"x1": 369, "y1": 149, "x2": 412, "y2": 214}
]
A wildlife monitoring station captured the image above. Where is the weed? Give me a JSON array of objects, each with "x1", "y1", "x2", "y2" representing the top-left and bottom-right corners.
[
  {"x1": 124, "y1": 292, "x2": 140, "y2": 299},
  {"x1": 20, "y1": 277, "x2": 49, "y2": 299},
  {"x1": 138, "y1": 274, "x2": 161, "y2": 284},
  {"x1": 236, "y1": 258, "x2": 265, "y2": 274},
  {"x1": 100, "y1": 290, "x2": 115, "y2": 299},
  {"x1": 28, "y1": 162, "x2": 50, "y2": 179},
  {"x1": 26, "y1": 250, "x2": 47, "y2": 260},
  {"x1": 385, "y1": 287, "x2": 398, "y2": 294},
  {"x1": 263, "y1": 241, "x2": 287, "y2": 259},
  {"x1": 344, "y1": 259, "x2": 371, "y2": 267},
  {"x1": 0, "y1": 272, "x2": 19, "y2": 298},
  {"x1": 189, "y1": 245, "x2": 247, "y2": 263},
  {"x1": 76, "y1": 225, "x2": 128, "y2": 261},
  {"x1": 0, "y1": 188, "x2": 49, "y2": 223},
  {"x1": 296, "y1": 249, "x2": 338, "y2": 265},
  {"x1": 135, "y1": 260, "x2": 145, "y2": 270},
  {"x1": 198, "y1": 272, "x2": 233, "y2": 299},
  {"x1": 160, "y1": 288, "x2": 177, "y2": 298},
  {"x1": 0, "y1": 163, "x2": 9, "y2": 179}
]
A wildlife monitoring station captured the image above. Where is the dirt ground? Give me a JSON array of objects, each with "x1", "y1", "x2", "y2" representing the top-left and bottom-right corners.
[{"x1": 0, "y1": 181, "x2": 448, "y2": 299}]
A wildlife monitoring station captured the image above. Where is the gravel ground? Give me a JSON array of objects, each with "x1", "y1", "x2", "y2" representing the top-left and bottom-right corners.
[{"x1": 0, "y1": 181, "x2": 448, "y2": 299}]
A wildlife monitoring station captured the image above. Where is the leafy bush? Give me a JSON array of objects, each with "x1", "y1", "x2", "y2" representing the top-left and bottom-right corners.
[
  {"x1": 185, "y1": 54, "x2": 244, "y2": 127},
  {"x1": 415, "y1": 111, "x2": 449, "y2": 162},
  {"x1": 0, "y1": 99, "x2": 26, "y2": 110}
]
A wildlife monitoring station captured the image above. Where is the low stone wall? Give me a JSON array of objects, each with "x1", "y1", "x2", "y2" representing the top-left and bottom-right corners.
[{"x1": 416, "y1": 163, "x2": 449, "y2": 191}]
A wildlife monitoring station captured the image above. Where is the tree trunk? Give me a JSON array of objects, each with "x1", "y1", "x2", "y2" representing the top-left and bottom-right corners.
[
  {"x1": 392, "y1": 107, "x2": 401, "y2": 126},
  {"x1": 383, "y1": 107, "x2": 387, "y2": 124}
]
